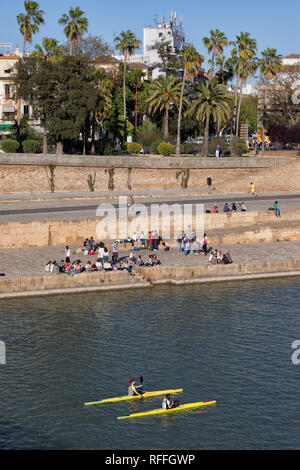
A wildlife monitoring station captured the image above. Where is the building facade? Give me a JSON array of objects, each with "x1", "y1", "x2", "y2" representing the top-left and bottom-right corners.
[{"x1": 0, "y1": 44, "x2": 39, "y2": 135}]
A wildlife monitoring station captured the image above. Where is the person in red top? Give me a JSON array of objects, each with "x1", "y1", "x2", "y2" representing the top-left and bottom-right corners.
[{"x1": 148, "y1": 231, "x2": 153, "y2": 251}]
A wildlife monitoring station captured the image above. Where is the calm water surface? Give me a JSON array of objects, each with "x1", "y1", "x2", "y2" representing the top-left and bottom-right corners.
[{"x1": 0, "y1": 278, "x2": 299, "y2": 449}]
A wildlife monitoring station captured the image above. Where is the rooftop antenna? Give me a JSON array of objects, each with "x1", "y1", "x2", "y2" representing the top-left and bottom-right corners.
[
  {"x1": 153, "y1": 14, "x2": 159, "y2": 26},
  {"x1": 180, "y1": 16, "x2": 183, "y2": 30}
]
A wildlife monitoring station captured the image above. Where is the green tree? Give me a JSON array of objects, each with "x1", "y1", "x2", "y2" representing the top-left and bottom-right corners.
[
  {"x1": 259, "y1": 48, "x2": 283, "y2": 153},
  {"x1": 202, "y1": 29, "x2": 229, "y2": 74},
  {"x1": 17, "y1": 1, "x2": 45, "y2": 56},
  {"x1": 14, "y1": 58, "x2": 53, "y2": 153},
  {"x1": 176, "y1": 45, "x2": 204, "y2": 156},
  {"x1": 147, "y1": 75, "x2": 182, "y2": 140},
  {"x1": 31, "y1": 37, "x2": 62, "y2": 62},
  {"x1": 66, "y1": 34, "x2": 112, "y2": 58},
  {"x1": 59, "y1": 6, "x2": 88, "y2": 55},
  {"x1": 187, "y1": 81, "x2": 231, "y2": 157},
  {"x1": 114, "y1": 30, "x2": 141, "y2": 141},
  {"x1": 150, "y1": 39, "x2": 179, "y2": 77}
]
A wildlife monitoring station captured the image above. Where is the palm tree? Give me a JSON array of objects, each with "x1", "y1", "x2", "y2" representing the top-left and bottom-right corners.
[
  {"x1": 202, "y1": 29, "x2": 229, "y2": 75},
  {"x1": 17, "y1": 1, "x2": 45, "y2": 57},
  {"x1": 59, "y1": 7, "x2": 88, "y2": 55},
  {"x1": 231, "y1": 32, "x2": 257, "y2": 136},
  {"x1": 259, "y1": 48, "x2": 283, "y2": 153},
  {"x1": 176, "y1": 45, "x2": 204, "y2": 156},
  {"x1": 147, "y1": 75, "x2": 182, "y2": 140},
  {"x1": 114, "y1": 30, "x2": 141, "y2": 142},
  {"x1": 88, "y1": 68, "x2": 113, "y2": 154},
  {"x1": 31, "y1": 37, "x2": 62, "y2": 62},
  {"x1": 236, "y1": 56, "x2": 259, "y2": 137},
  {"x1": 187, "y1": 81, "x2": 231, "y2": 157},
  {"x1": 215, "y1": 56, "x2": 235, "y2": 84}
]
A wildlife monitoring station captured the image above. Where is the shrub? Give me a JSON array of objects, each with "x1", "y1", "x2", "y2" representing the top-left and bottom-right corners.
[
  {"x1": 183, "y1": 142, "x2": 194, "y2": 154},
  {"x1": 136, "y1": 120, "x2": 162, "y2": 147},
  {"x1": 208, "y1": 137, "x2": 228, "y2": 156},
  {"x1": 157, "y1": 142, "x2": 175, "y2": 156},
  {"x1": 22, "y1": 140, "x2": 41, "y2": 153},
  {"x1": 150, "y1": 139, "x2": 162, "y2": 154},
  {"x1": 94, "y1": 138, "x2": 114, "y2": 155},
  {"x1": 231, "y1": 137, "x2": 248, "y2": 156},
  {"x1": 123, "y1": 142, "x2": 143, "y2": 154},
  {"x1": 104, "y1": 141, "x2": 114, "y2": 155},
  {"x1": 1, "y1": 139, "x2": 20, "y2": 153}
]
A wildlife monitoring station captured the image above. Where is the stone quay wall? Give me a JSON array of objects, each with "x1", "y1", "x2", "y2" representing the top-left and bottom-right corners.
[
  {"x1": 0, "y1": 153, "x2": 289, "y2": 194},
  {"x1": 1, "y1": 209, "x2": 300, "y2": 250}
]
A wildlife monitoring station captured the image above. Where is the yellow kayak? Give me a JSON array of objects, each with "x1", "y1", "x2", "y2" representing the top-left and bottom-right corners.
[
  {"x1": 117, "y1": 400, "x2": 216, "y2": 419},
  {"x1": 84, "y1": 388, "x2": 183, "y2": 406}
]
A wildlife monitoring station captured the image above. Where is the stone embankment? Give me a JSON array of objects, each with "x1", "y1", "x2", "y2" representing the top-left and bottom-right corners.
[
  {"x1": 0, "y1": 152, "x2": 291, "y2": 194},
  {"x1": 1, "y1": 259, "x2": 300, "y2": 299},
  {"x1": 1, "y1": 208, "x2": 300, "y2": 249}
]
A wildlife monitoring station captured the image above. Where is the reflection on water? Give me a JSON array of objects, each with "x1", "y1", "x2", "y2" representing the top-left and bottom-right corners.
[{"x1": 0, "y1": 278, "x2": 300, "y2": 449}]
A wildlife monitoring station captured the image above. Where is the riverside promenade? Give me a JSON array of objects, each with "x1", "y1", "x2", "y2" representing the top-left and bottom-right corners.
[{"x1": 1, "y1": 240, "x2": 300, "y2": 299}]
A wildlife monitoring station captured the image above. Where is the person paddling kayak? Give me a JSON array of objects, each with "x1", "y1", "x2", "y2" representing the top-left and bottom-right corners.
[
  {"x1": 128, "y1": 378, "x2": 143, "y2": 397},
  {"x1": 162, "y1": 394, "x2": 178, "y2": 410}
]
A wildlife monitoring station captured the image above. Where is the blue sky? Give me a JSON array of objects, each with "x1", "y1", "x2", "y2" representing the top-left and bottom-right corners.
[{"x1": 1, "y1": 0, "x2": 300, "y2": 62}]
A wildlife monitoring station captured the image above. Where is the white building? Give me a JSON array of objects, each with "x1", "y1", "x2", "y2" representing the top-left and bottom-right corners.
[{"x1": 115, "y1": 12, "x2": 200, "y2": 79}]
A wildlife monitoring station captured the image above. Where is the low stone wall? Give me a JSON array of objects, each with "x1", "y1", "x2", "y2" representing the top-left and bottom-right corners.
[
  {"x1": 0, "y1": 153, "x2": 289, "y2": 169},
  {"x1": 0, "y1": 209, "x2": 300, "y2": 249},
  {"x1": 0, "y1": 269, "x2": 145, "y2": 295},
  {"x1": 1, "y1": 259, "x2": 300, "y2": 298}
]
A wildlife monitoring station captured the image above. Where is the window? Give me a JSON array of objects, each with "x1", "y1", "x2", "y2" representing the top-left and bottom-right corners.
[
  {"x1": 23, "y1": 105, "x2": 29, "y2": 116},
  {"x1": 5, "y1": 85, "x2": 11, "y2": 98}
]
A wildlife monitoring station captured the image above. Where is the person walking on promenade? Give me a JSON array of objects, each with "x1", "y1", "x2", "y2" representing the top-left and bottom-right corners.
[
  {"x1": 202, "y1": 233, "x2": 208, "y2": 255},
  {"x1": 250, "y1": 182, "x2": 257, "y2": 198},
  {"x1": 112, "y1": 241, "x2": 119, "y2": 262},
  {"x1": 177, "y1": 233, "x2": 183, "y2": 253},
  {"x1": 273, "y1": 201, "x2": 281, "y2": 217}
]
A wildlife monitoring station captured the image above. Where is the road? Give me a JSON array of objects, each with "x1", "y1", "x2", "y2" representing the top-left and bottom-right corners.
[{"x1": 1, "y1": 193, "x2": 300, "y2": 222}]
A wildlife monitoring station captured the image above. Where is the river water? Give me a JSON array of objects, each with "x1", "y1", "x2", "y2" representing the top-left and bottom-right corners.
[{"x1": 0, "y1": 278, "x2": 299, "y2": 450}]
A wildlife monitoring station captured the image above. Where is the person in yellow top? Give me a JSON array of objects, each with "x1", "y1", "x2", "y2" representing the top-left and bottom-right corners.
[
  {"x1": 128, "y1": 378, "x2": 143, "y2": 396},
  {"x1": 250, "y1": 182, "x2": 256, "y2": 198}
]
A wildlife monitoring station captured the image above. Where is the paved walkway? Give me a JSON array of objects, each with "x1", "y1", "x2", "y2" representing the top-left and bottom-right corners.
[
  {"x1": 1, "y1": 191, "x2": 300, "y2": 223},
  {"x1": 1, "y1": 240, "x2": 300, "y2": 279}
]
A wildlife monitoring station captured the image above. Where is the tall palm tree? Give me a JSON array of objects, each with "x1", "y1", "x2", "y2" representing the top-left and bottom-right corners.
[
  {"x1": 187, "y1": 81, "x2": 231, "y2": 157},
  {"x1": 31, "y1": 37, "x2": 62, "y2": 62},
  {"x1": 259, "y1": 48, "x2": 283, "y2": 153},
  {"x1": 59, "y1": 7, "x2": 88, "y2": 55},
  {"x1": 114, "y1": 30, "x2": 141, "y2": 142},
  {"x1": 17, "y1": 1, "x2": 45, "y2": 56},
  {"x1": 147, "y1": 75, "x2": 182, "y2": 140},
  {"x1": 215, "y1": 56, "x2": 235, "y2": 84},
  {"x1": 176, "y1": 45, "x2": 204, "y2": 156},
  {"x1": 236, "y1": 56, "x2": 259, "y2": 137},
  {"x1": 202, "y1": 29, "x2": 229, "y2": 75},
  {"x1": 231, "y1": 32, "x2": 257, "y2": 136},
  {"x1": 87, "y1": 68, "x2": 113, "y2": 154}
]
